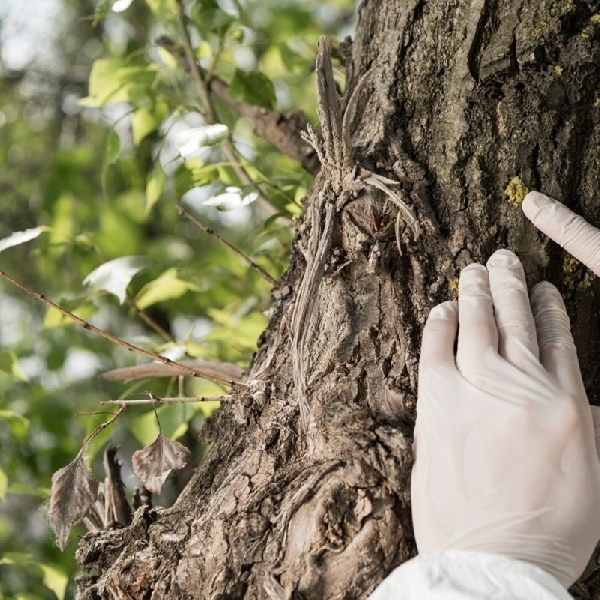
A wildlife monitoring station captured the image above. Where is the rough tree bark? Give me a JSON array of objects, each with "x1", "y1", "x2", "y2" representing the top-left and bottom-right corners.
[{"x1": 76, "y1": 0, "x2": 600, "y2": 598}]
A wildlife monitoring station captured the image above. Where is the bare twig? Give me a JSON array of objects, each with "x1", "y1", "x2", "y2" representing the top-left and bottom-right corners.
[
  {"x1": 75, "y1": 411, "x2": 123, "y2": 417},
  {"x1": 81, "y1": 406, "x2": 127, "y2": 453},
  {"x1": 0, "y1": 267, "x2": 243, "y2": 387},
  {"x1": 177, "y1": 205, "x2": 278, "y2": 286},
  {"x1": 126, "y1": 292, "x2": 175, "y2": 342},
  {"x1": 102, "y1": 395, "x2": 225, "y2": 406}
]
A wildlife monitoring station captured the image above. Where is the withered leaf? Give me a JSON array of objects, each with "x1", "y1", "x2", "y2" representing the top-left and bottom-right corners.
[
  {"x1": 48, "y1": 454, "x2": 99, "y2": 550},
  {"x1": 132, "y1": 433, "x2": 190, "y2": 494}
]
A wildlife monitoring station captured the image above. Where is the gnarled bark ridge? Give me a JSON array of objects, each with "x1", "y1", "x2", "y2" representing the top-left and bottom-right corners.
[{"x1": 76, "y1": 0, "x2": 600, "y2": 597}]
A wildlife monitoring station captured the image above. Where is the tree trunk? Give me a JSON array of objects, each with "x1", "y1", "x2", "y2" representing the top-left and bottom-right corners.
[{"x1": 75, "y1": 0, "x2": 600, "y2": 597}]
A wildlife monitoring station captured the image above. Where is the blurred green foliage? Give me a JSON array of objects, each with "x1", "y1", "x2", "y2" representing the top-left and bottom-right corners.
[{"x1": 0, "y1": 0, "x2": 355, "y2": 597}]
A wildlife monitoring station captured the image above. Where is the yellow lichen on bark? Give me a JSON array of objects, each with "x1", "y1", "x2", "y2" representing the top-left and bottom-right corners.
[{"x1": 504, "y1": 177, "x2": 529, "y2": 207}]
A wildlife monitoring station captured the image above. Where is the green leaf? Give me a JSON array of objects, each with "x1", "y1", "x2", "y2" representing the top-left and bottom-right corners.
[
  {"x1": 79, "y1": 60, "x2": 160, "y2": 107},
  {"x1": 0, "y1": 468, "x2": 7, "y2": 500},
  {"x1": 278, "y1": 42, "x2": 308, "y2": 74},
  {"x1": 79, "y1": 58, "x2": 130, "y2": 107},
  {"x1": 134, "y1": 268, "x2": 199, "y2": 310},
  {"x1": 191, "y1": 0, "x2": 235, "y2": 37},
  {"x1": 130, "y1": 410, "x2": 160, "y2": 447},
  {"x1": 130, "y1": 401, "x2": 195, "y2": 448},
  {"x1": 131, "y1": 97, "x2": 168, "y2": 146},
  {"x1": 175, "y1": 163, "x2": 195, "y2": 198},
  {"x1": 117, "y1": 64, "x2": 160, "y2": 89},
  {"x1": 175, "y1": 158, "x2": 221, "y2": 198},
  {"x1": 229, "y1": 69, "x2": 276, "y2": 110},
  {"x1": 83, "y1": 256, "x2": 152, "y2": 303},
  {"x1": 0, "y1": 352, "x2": 27, "y2": 381},
  {"x1": 40, "y1": 564, "x2": 68, "y2": 600},
  {"x1": 0, "y1": 410, "x2": 29, "y2": 427},
  {"x1": 105, "y1": 130, "x2": 121, "y2": 164},
  {"x1": 0, "y1": 552, "x2": 32, "y2": 566},
  {"x1": 145, "y1": 0, "x2": 174, "y2": 14},
  {"x1": 176, "y1": 125, "x2": 229, "y2": 157},
  {"x1": 132, "y1": 106, "x2": 164, "y2": 147},
  {"x1": 0, "y1": 410, "x2": 29, "y2": 441},
  {"x1": 6, "y1": 483, "x2": 50, "y2": 499},
  {"x1": 101, "y1": 130, "x2": 121, "y2": 195},
  {"x1": 0, "y1": 226, "x2": 45, "y2": 253},
  {"x1": 155, "y1": 401, "x2": 195, "y2": 439},
  {"x1": 194, "y1": 41, "x2": 213, "y2": 61},
  {"x1": 145, "y1": 162, "x2": 166, "y2": 216},
  {"x1": 190, "y1": 161, "x2": 222, "y2": 186},
  {"x1": 196, "y1": 400, "x2": 221, "y2": 417},
  {"x1": 216, "y1": 163, "x2": 237, "y2": 185},
  {"x1": 206, "y1": 308, "x2": 267, "y2": 352},
  {"x1": 157, "y1": 46, "x2": 178, "y2": 69}
]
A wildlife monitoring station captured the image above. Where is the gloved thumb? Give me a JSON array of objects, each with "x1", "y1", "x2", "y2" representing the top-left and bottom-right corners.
[
  {"x1": 590, "y1": 405, "x2": 600, "y2": 463},
  {"x1": 522, "y1": 192, "x2": 600, "y2": 277}
]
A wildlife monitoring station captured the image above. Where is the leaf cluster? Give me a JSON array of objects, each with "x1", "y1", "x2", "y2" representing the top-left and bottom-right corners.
[{"x1": 0, "y1": 0, "x2": 355, "y2": 596}]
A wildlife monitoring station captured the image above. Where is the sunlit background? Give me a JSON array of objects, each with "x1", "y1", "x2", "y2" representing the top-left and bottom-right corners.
[{"x1": 0, "y1": 0, "x2": 356, "y2": 597}]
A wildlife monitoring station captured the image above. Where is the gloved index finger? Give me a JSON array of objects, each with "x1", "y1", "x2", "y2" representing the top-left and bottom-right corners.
[{"x1": 522, "y1": 191, "x2": 600, "y2": 276}]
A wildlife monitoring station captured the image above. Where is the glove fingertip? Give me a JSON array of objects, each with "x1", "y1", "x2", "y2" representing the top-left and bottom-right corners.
[
  {"x1": 420, "y1": 301, "x2": 458, "y2": 368},
  {"x1": 522, "y1": 191, "x2": 555, "y2": 221},
  {"x1": 530, "y1": 281, "x2": 566, "y2": 309},
  {"x1": 428, "y1": 301, "x2": 458, "y2": 322}
]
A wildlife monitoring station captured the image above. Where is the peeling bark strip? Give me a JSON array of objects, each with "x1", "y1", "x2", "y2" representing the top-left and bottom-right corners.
[{"x1": 77, "y1": 1, "x2": 600, "y2": 598}]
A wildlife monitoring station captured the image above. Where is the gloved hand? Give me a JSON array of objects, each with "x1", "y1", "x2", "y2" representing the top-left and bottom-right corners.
[
  {"x1": 522, "y1": 191, "x2": 600, "y2": 276},
  {"x1": 412, "y1": 247, "x2": 600, "y2": 589}
]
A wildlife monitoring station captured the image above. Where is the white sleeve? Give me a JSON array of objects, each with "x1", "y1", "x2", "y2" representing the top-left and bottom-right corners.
[{"x1": 368, "y1": 551, "x2": 573, "y2": 600}]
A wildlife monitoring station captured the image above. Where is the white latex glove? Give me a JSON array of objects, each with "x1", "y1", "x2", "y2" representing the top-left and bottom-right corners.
[
  {"x1": 522, "y1": 191, "x2": 600, "y2": 276},
  {"x1": 412, "y1": 248, "x2": 600, "y2": 589}
]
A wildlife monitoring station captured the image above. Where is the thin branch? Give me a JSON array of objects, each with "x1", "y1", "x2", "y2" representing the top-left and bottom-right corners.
[
  {"x1": 80, "y1": 406, "x2": 126, "y2": 453},
  {"x1": 177, "y1": 206, "x2": 279, "y2": 286},
  {"x1": 148, "y1": 391, "x2": 162, "y2": 432},
  {"x1": 157, "y1": 35, "x2": 320, "y2": 176},
  {"x1": 0, "y1": 268, "x2": 243, "y2": 387},
  {"x1": 209, "y1": 78, "x2": 321, "y2": 176},
  {"x1": 76, "y1": 411, "x2": 122, "y2": 417},
  {"x1": 174, "y1": 0, "x2": 216, "y2": 123},
  {"x1": 173, "y1": 1, "x2": 275, "y2": 214},
  {"x1": 126, "y1": 293, "x2": 175, "y2": 342},
  {"x1": 101, "y1": 395, "x2": 225, "y2": 406},
  {"x1": 204, "y1": 35, "x2": 225, "y2": 88}
]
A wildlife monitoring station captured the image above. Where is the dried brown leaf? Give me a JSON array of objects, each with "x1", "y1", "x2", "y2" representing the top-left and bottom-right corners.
[
  {"x1": 101, "y1": 358, "x2": 246, "y2": 384},
  {"x1": 48, "y1": 454, "x2": 99, "y2": 550},
  {"x1": 132, "y1": 433, "x2": 190, "y2": 494}
]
